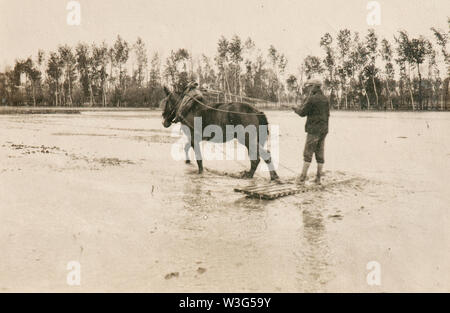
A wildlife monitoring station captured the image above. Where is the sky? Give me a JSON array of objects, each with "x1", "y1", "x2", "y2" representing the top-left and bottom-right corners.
[{"x1": 0, "y1": 0, "x2": 449, "y2": 73}]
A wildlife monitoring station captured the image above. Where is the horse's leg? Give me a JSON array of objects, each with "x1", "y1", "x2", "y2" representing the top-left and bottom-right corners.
[
  {"x1": 182, "y1": 127, "x2": 191, "y2": 164},
  {"x1": 184, "y1": 141, "x2": 191, "y2": 164},
  {"x1": 259, "y1": 143, "x2": 280, "y2": 181},
  {"x1": 239, "y1": 136, "x2": 260, "y2": 179},
  {"x1": 191, "y1": 139, "x2": 203, "y2": 174},
  {"x1": 246, "y1": 153, "x2": 260, "y2": 178}
]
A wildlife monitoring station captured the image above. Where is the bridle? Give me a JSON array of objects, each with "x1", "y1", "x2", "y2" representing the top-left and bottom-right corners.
[{"x1": 163, "y1": 94, "x2": 181, "y2": 124}]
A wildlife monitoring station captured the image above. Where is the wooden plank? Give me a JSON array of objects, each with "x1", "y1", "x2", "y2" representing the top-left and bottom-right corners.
[
  {"x1": 235, "y1": 182, "x2": 280, "y2": 192},
  {"x1": 235, "y1": 183, "x2": 299, "y2": 194},
  {"x1": 264, "y1": 189, "x2": 300, "y2": 199},
  {"x1": 234, "y1": 182, "x2": 307, "y2": 200},
  {"x1": 234, "y1": 183, "x2": 305, "y2": 200},
  {"x1": 234, "y1": 178, "x2": 359, "y2": 200},
  {"x1": 264, "y1": 185, "x2": 302, "y2": 195},
  {"x1": 234, "y1": 182, "x2": 291, "y2": 193}
]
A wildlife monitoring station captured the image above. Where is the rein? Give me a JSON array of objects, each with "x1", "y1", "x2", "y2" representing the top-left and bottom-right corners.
[
  {"x1": 183, "y1": 93, "x2": 267, "y2": 116},
  {"x1": 167, "y1": 88, "x2": 313, "y2": 128}
]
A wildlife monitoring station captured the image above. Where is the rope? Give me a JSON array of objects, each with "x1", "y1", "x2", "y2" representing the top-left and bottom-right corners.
[
  {"x1": 204, "y1": 89, "x2": 273, "y2": 105},
  {"x1": 189, "y1": 94, "x2": 267, "y2": 115},
  {"x1": 185, "y1": 88, "x2": 313, "y2": 116}
]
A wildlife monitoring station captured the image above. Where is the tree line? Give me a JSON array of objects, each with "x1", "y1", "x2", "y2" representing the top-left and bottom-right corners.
[
  {"x1": 295, "y1": 22, "x2": 450, "y2": 111},
  {"x1": 0, "y1": 36, "x2": 165, "y2": 108},
  {"x1": 0, "y1": 20, "x2": 449, "y2": 110}
]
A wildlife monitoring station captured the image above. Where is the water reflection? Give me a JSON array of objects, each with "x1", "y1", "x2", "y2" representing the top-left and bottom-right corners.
[
  {"x1": 297, "y1": 206, "x2": 332, "y2": 292},
  {"x1": 182, "y1": 175, "x2": 205, "y2": 211},
  {"x1": 179, "y1": 173, "x2": 271, "y2": 235}
]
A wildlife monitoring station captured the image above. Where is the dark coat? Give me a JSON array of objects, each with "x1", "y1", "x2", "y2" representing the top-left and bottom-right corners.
[{"x1": 294, "y1": 93, "x2": 330, "y2": 135}]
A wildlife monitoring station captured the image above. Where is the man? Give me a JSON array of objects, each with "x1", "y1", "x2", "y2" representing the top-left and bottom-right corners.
[
  {"x1": 293, "y1": 79, "x2": 330, "y2": 185},
  {"x1": 174, "y1": 81, "x2": 204, "y2": 123}
]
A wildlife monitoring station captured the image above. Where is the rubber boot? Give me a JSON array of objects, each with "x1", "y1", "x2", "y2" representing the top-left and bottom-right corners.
[
  {"x1": 315, "y1": 163, "x2": 324, "y2": 185},
  {"x1": 296, "y1": 162, "x2": 311, "y2": 185}
]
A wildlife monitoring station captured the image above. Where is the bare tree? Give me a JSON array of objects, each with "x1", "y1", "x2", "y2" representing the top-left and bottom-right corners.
[
  {"x1": 380, "y1": 39, "x2": 395, "y2": 109},
  {"x1": 75, "y1": 43, "x2": 94, "y2": 106},
  {"x1": 132, "y1": 37, "x2": 148, "y2": 88},
  {"x1": 112, "y1": 35, "x2": 129, "y2": 106},
  {"x1": 366, "y1": 29, "x2": 380, "y2": 108},
  {"x1": 92, "y1": 42, "x2": 109, "y2": 107},
  {"x1": 46, "y1": 52, "x2": 63, "y2": 106},
  {"x1": 336, "y1": 29, "x2": 352, "y2": 109},
  {"x1": 320, "y1": 33, "x2": 337, "y2": 106},
  {"x1": 58, "y1": 45, "x2": 77, "y2": 106}
]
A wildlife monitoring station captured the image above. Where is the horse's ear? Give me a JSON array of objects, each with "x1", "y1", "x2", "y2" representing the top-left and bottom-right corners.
[{"x1": 163, "y1": 86, "x2": 170, "y2": 96}]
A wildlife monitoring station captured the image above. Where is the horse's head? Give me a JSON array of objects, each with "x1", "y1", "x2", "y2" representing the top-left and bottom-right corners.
[{"x1": 161, "y1": 86, "x2": 181, "y2": 128}]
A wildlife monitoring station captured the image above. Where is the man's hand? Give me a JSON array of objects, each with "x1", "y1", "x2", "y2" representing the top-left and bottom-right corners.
[{"x1": 292, "y1": 105, "x2": 303, "y2": 115}]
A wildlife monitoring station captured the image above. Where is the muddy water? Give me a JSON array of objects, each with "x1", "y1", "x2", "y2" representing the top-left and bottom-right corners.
[{"x1": 0, "y1": 110, "x2": 449, "y2": 292}]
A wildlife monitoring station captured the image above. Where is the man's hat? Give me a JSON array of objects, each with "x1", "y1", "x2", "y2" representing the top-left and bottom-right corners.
[
  {"x1": 304, "y1": 79, "x2": 322, "y2": 87},
  {"x1": 185, "y1": 81, "x2": 199, "y2": 91}
]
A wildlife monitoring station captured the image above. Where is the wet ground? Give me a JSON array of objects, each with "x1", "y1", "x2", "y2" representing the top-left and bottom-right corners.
[{"x1": 0, "y1": 110, "x2": 449, "y2": 292}]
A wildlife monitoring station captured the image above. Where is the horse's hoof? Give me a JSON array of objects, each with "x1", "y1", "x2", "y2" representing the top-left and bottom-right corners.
[
  {"x1": 198, "y1": 169, "x2": 204, "y2": 174},
  {"x1": 270, "y1": 172, "x2": 281, "y2": 183},
  {"x1": 240, "y1": 171, "x2": 253, "y2": 179},
  {"x1": 272, "y1": 177, "x2": 283, "y2": 184},
  {"x1": 185, "y1": 160, "x2": 191, "y2": 164}
]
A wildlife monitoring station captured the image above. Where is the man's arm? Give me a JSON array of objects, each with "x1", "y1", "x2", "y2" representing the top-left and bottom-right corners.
[{"x1": 293, "y1": 99, "x2": 312, "y2": 117}]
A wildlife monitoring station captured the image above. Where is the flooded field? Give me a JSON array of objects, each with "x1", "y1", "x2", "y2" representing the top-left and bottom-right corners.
[{"x1": 0, "y1": 110, "x2": 449, "y2": 292}]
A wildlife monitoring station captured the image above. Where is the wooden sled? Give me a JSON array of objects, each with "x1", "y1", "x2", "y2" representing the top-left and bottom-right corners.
[
  {"x1": 234, "y1": 182, "x2": 310, "y2": 200},
  {"x1": 234, "y1": 178, "x2": 358, "y2": 200}
]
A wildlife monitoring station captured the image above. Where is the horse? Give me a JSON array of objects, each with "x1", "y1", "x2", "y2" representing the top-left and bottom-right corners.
[{"x1": 161, "y1": 86, "x2": 280, "y2": 181}]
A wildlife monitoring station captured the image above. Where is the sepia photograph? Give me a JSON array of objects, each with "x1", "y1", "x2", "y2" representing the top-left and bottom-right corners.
[{"x1": 0, "y1": 0, "x2": 449, "y2": 298}]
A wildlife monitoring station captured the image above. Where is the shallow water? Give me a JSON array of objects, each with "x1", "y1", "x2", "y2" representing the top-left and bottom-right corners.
[{"x1": 0, "y1": 110, "x2": 449, "y2": 292}]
